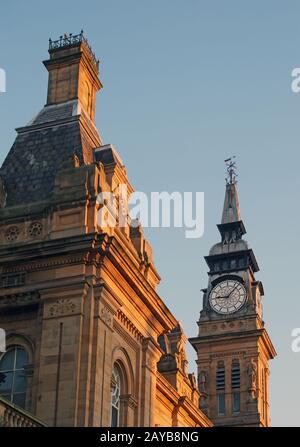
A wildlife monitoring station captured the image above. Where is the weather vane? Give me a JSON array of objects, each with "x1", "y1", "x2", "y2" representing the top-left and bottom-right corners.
[{"x1": 225, "y1": 156, "x2": 237, "y2": 184}]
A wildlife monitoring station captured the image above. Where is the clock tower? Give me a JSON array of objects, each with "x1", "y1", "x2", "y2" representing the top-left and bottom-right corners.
[{"x1": 190, "y1": 159, "x2": 276, "y2": 427}]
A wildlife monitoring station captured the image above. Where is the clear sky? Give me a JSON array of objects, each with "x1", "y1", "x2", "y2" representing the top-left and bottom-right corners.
[{"x1": 0, "y1": 0, "x2": 299, "y2": 426}]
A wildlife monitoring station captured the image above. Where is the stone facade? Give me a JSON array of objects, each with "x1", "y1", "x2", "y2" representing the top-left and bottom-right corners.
[{"x1": 0, "y1": 33, "x2": 211, "y2": 428}]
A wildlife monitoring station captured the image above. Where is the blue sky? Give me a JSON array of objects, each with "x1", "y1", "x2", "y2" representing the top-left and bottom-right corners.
[{"x1": 1, "y1": 0, "x2": 300, "y2": 426}]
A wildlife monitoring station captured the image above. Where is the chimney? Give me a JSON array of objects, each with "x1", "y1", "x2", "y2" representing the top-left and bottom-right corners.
[{"x1": 43, "y1": 31, "x2": 102, "y2": 121}]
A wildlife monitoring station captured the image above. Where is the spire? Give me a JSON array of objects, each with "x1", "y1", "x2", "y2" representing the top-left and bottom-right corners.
[
  {"x1": 222, "y1": 157, "x2": 241, "y2": 224},
  {"x1": 221, "y1": 182, "x2": 241, "y2": 224},
  {"x1": 216, "y1": 157, "x2": 246, "y2": 243},
  {"x1": 205, "y1": 157, "x2": 259, "y2": 274}
]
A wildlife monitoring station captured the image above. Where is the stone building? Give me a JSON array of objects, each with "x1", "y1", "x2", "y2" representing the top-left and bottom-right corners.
[
  {"x1": 0, "y1": 32, "x2": 211, "y2": 427},
  {"x1": 0, "y1": 33, "x2": 275, "y2": 428}
]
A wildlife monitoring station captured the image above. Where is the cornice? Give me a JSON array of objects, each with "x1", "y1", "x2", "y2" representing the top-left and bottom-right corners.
[
  {"x1": 15, "y1": 115, "x2": 79, "y2": 135},
  {"x1": 105, "y1": 235, "x2": 177, "y2": 331},
  {"x1": 0, "y1": 233, "x2": 102, "y2": 269},
  {"x1": 116, "y1": 309, "x2": 144, "y2": 343},
  {"x1": 0, "y1": 290, "x2": 40, "y2": 309},
  {"x1": 190, "y1": 326, "x2": 276, "y2": 359}
]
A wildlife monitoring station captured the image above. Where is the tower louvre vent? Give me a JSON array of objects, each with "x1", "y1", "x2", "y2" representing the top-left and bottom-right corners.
[
  {"x1": 216, "y1": 365, "x2": 225, "y2": 390},
  {"x1": 231, "y1": 362, "x2": 240, "y2": 389}
]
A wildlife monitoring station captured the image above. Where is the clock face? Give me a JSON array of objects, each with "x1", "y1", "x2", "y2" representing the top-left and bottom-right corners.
[{"x1": 209, "y1": 279, "x2": 246, "y2": 315}]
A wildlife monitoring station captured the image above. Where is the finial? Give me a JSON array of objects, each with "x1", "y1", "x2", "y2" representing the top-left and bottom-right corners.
[{"x1": 225, "y1": 156, "x2": 237, "y2": 185}]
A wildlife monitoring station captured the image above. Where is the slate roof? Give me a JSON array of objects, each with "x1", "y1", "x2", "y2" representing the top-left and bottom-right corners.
[
  {"x1": 28, "y1": 101, "x2": 75, "y2": 126},
  {"x1": 0, "y1": 101, "x2": 98, "y2": 207}
]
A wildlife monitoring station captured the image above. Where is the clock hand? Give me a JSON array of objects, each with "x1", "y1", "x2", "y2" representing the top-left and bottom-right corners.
[
  {"x1": 229, "y1": 283, "x2": 239, "y2": 297},
  {"x1": 215, "y1": 294, "x2": 230, "y2": 300}
]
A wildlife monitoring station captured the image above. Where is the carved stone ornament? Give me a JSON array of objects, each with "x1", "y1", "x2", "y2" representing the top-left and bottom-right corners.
[
  {"x1": 247, "y1": 359, "x2": 258, "y2": 399},
  {"x1": 61, "y1": 153, "x2": 80, "y2": 170},
  {"x1": 29, "y1": 222, "x2": 43, "y2": 238},
  {"x1": 100, "y1": 305, "x2": 113, "y2": 327},
  {"x1": 120, "y1": 394, "x2": 138, "y2": 410},
  {"x1": 199, "y1": 370, "x2": 208, "y2": 393},
  {"x1": 5, "y1": 226, "x2": 20, "y2": 242},
  {"x1": 48, "y1": 299, "x2": 77, "y2": 318}
]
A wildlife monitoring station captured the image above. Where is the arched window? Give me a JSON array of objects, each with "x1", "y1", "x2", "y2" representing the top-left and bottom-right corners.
[
  {"x1": 83, "y1": 81, "x2": 91, "y2": 115},
  {"x1": 0, "y1": 347, "x2": 28, "y2": 408},
  {"x1": 110, "y1": 364, "x2": 121, "y2": 427}
]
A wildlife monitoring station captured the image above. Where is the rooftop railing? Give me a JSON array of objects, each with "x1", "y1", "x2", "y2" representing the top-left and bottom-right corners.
[{"x1": 48, "y1": 30, "x2": 99, "y2": 69}]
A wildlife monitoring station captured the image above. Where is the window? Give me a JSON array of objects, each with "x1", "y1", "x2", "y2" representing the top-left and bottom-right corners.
[
  {"x1": 230, "y1": 258, "x2": 237, "y2": 269},
  {"x1": 218, "y1": 394, "x2": 225, "y2": 415},
  {"x1": 238, "y1": 257, "x2": 245, "y2": 268},
  {"x1": 233, "y1": 392, "x2": 240, "y2": 412},
  {"x1": 111, "y1": 365, "x2": 121, "y2": 427},
  {"x1": 0, "y1": 347, "x2": 28, "y2": 408},
  {"x1": 222, "y1": 260, "x2": 228, "y2": 271}
]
